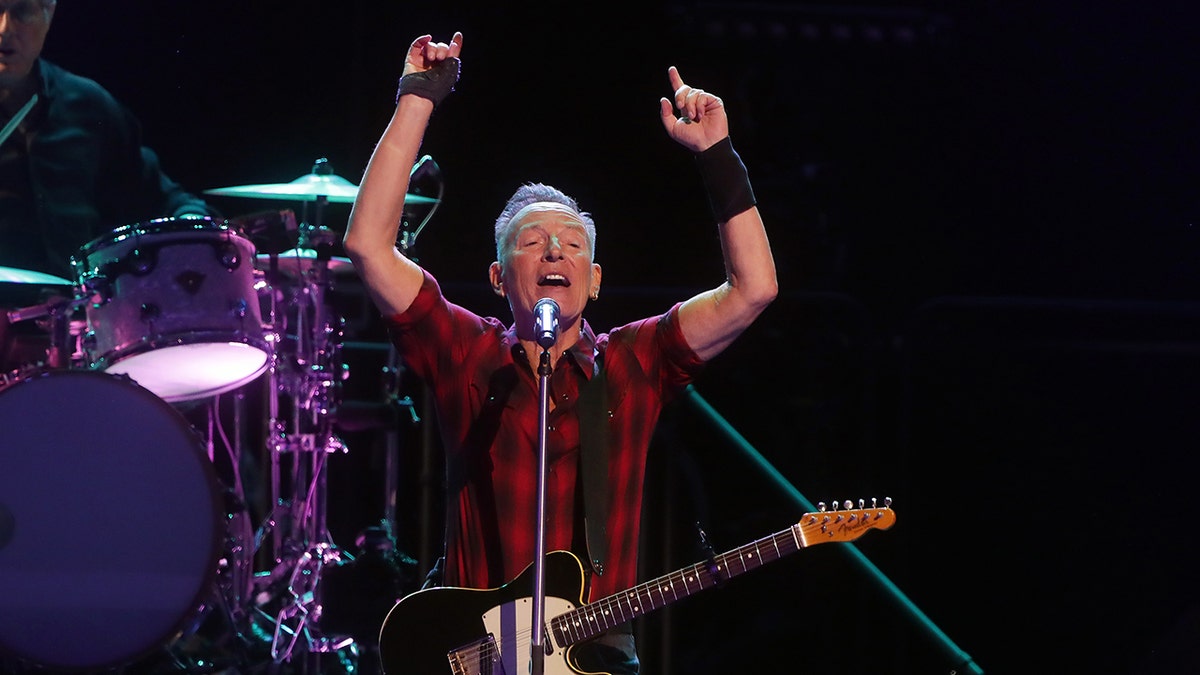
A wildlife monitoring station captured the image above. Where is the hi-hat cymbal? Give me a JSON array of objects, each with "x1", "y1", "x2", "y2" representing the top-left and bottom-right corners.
[
  {"x1": 205, "y1": 173, "x2": 438, "y2": 205},
  {"x1": 255, "y1": 248, "x2": 356, "y2": 276},
  {"x1": 0, "y1": 266, "x2": 72, "y2": 285}
]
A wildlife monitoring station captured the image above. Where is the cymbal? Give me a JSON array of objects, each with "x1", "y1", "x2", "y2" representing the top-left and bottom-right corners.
[
  {"x1": 205, "y1": 172, "x2": 438, "y2": 205},
  {"x1": 255, "y1": 248, "x2": 356, "y2": 275},
  {"x1": 0, "y1": 266, "x2": 72, "y2": 286}
]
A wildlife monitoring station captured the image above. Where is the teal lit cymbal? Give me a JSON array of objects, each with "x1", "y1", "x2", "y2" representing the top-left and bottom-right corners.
[
  {"x1": 0, "y1": 266, "x2": 72, "y2": 285},
  {"x1": 205, "y1": 172, "x2": 438, "y2": 205}
]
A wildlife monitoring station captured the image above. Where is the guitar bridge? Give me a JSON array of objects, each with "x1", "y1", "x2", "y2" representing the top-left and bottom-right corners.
[{"x1": 448, "y1": 634, "x2": 503, "y2": 675}]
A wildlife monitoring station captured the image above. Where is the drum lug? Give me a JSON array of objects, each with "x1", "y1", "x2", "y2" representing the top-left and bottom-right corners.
[
  {"x1": 231, "y1": 297, "x2": 250, "y2": 319},
  {"x1": 217, "y1": 241, "x2": 243, "y2": 270},
  {"x1": 80, "y1": 272, "x2": 112, "y2": 306}
]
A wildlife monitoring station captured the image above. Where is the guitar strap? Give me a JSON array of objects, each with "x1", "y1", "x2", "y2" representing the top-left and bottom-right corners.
[{"x1": 578, "y1": 351, "x2": 609, "y2": 578}]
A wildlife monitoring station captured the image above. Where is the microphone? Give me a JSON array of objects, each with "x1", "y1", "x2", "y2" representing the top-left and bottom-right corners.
[{"x1": 533, "y1": 297, "x2": 560, "y2": 349}]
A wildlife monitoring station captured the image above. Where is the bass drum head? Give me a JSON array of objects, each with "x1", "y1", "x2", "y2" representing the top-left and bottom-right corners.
[{"x1": 0, "y1": 370, "x2": 223, "y2": 671}]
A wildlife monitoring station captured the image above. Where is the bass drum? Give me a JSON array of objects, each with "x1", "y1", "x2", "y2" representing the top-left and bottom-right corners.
[{"x1": 0, "y1": 370, "x2": 223, "y2": 671}]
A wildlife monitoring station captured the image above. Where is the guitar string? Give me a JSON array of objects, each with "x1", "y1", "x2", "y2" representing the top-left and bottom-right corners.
[
  {"x1": 455, "y1": 512, "x2": 890, "y2": 667},
  {"x1": 460, "y1": 528, "x2": 805, "y2": 666},
  {"x1": 453, "y1": 511, "x2": 888, "y2": 662}
]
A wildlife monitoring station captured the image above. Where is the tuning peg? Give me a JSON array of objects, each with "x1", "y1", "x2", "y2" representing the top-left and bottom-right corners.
[
  {"x1": 843, "y1": 499, "x2": 853, "y2": 510},
  {"x1": 817, "y1": 501, "x2": 827, "y2": 512}
]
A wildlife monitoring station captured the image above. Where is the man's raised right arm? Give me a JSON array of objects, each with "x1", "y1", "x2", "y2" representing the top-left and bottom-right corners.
[{"x1": 344, "y1": 32, "x2": 463, "y2": 317}]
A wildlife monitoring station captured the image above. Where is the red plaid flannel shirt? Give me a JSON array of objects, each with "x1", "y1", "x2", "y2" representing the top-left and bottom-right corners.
[{"x1": 387, "y1": 271, "x2": 703, "y2": 601}]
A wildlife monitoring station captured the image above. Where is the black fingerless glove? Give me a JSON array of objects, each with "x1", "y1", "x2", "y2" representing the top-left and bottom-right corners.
[
  {"x1": 396, "y1": 57, "x2": 461, "y2": 107},
  {"x1": 695, "y1": 137, "x2": 757, "y2": 224}
]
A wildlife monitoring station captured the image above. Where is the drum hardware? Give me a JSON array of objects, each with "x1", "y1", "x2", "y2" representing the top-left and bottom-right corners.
[
  {"x1": 244, "y1": 213, "x2": 360, "y2": 669},
  {"x1": 5, "y1": 294, "x2": 87, "y2": 368},
  {"x1": 228, "y1": 208, "x2": 302, "y2": 257},
  {"x1": 201, "y1": 390, "x2": 261, "y2": 617},
  {"x1": 380, "y1": 343, "x2": 418, "y2": 555},
  {"x1": 1, "y1": 267, "x2": 81, "y2": 373},
  {"x1": 257, "y1": 247, "x2": 357, "y2": 276},
  {"x1": 332, "y1": 384, "x2": 423, "y2": 584}
]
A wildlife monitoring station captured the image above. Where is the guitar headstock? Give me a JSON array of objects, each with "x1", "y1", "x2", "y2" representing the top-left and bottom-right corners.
[{"x1": 796, "y1": 497, "x2": 895, "y2": 546}]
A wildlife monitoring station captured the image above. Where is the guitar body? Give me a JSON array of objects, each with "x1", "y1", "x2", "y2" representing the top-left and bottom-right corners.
[{"x1": 378, "y1": 550, "x2": 590, "y2": 675}]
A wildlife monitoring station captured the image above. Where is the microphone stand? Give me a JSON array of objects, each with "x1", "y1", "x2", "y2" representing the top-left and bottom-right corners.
[{"x1": 530, "y1": 345, "x2": 552, "y2": 675}]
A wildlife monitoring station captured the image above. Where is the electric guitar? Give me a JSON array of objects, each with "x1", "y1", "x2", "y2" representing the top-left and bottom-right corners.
[{"x1": 377, "y1": 499, "x2": 895, "y2": 675}]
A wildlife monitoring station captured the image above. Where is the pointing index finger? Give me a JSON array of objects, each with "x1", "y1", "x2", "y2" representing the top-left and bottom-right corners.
[{"x1": 668, "y1": 65, "x2": 684, "y2": 93}]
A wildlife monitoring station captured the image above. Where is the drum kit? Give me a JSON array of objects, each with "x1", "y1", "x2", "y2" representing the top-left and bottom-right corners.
[{"x1": 0, "y1": 160, "x2": 439, "y2": 674}]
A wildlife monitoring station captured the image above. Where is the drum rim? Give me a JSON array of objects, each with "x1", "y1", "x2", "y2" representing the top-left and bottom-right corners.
[
  {"x1": 89, "y1": 330, "x2": 272, "y2": 368},
  {"x1": 0, "y1": 368, "x2": 227, "y2": 671},
  {"x1": 74, "y1": 216, "x2": 246, "y2": 260}
]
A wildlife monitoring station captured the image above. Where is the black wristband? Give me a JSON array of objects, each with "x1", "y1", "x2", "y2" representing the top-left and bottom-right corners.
[
  {"x1": 396, "y1": 57, "x2": 461, "y2": 107},
  {"x1": 695, "y1": 136, "x2": 757, "y2": 224}
]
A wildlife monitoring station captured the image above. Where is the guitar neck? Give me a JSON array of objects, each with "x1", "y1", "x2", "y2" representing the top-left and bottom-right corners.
[
  {"x1": 549, "y1": 524, "x2": 800, "y2": 647},
  {"x1": 548, "y1": 502, "x2": 894, "y2": 648}
]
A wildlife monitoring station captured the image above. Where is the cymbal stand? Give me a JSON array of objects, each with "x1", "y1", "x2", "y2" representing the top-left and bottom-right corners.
[
  {"x1": 253, "y1": 228, "x2": 355, "y2": 670},
  {"x1": 344, "y1": 343, "x2": 421, "y2": 579}
]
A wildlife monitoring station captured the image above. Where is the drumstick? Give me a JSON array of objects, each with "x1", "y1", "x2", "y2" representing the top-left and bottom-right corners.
[{"x1": 0, "y1": 93, "x2": 38, "y2": 148}]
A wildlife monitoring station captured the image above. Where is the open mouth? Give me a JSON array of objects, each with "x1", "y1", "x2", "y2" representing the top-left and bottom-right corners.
[{"x1": 538, "y1": 273, "x2": 569, "y2": 287}]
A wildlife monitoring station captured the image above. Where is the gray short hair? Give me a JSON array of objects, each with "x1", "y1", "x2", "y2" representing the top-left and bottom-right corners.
[{"x1": 493, "y1": 183, "x2": 596, "y2": 262}]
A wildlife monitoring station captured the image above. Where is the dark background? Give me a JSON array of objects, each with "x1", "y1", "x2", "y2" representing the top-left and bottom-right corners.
[{"x1": 40, "y1": 1, "x2": 1200, "y2": 674}]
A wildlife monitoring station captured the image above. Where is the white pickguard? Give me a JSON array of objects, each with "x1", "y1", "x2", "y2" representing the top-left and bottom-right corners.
[{"x1": 481, "y1": 595, "x2": 577, "y2": 675}]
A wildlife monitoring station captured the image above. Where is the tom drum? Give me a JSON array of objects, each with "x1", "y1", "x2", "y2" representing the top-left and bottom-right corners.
[{"x1": 74, "y1": 217, "x2": 269, "y2": 402}]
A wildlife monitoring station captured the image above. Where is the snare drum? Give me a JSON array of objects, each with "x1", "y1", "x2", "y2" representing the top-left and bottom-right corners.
[
  {"x1": 74, "y1": 217, "x2": 269, "y2": 402},
  {"x1": 0, "y1": 369, "x2": 223, "y2": 671}
]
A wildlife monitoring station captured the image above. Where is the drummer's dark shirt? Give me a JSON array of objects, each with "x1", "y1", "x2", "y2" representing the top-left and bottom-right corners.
[
  {"x1": 0, "y1": 59, "x2": 212, "y2": 280},
  {"x1": 0, "y1": 77, "x2": 44, "y2": 275}
]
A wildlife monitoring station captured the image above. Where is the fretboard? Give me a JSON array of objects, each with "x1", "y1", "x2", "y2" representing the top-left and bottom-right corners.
[{"x1": 549, "y1": 523, "x2": 802, "y2": 647}]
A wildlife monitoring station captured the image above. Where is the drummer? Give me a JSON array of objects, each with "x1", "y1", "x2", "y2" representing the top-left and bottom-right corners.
[
  {"x1": 0, "y1": 0, "x2": 215, "y2": 279},
  {"x1": 1, "y1": 0, "x2": 214, "y2": 367}
]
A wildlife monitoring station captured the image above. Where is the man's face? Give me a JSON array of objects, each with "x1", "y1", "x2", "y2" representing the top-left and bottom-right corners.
[
  {"x1": 490, "y1": 202, "x2": 601, "y2": 337},
  {"x1": 0, "y1": 0, "x2": 53, "y2": 88}
]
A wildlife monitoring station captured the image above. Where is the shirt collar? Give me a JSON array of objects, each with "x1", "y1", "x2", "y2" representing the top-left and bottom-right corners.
[{"x1": 504, "y1": 318, "x2": 599, "y2": 378}]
